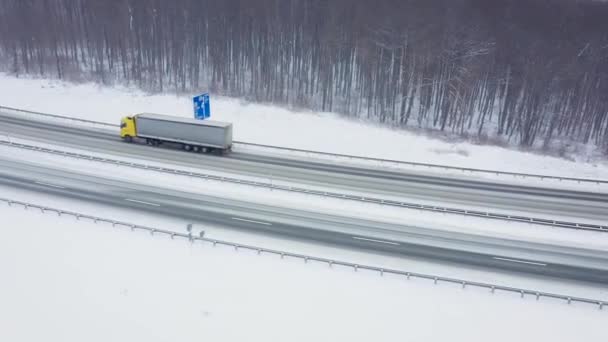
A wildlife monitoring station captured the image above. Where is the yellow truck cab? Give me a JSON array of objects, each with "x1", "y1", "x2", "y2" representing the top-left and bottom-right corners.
[{"x1": 120, "y1": 116, "x2": 136, "y2": 142}]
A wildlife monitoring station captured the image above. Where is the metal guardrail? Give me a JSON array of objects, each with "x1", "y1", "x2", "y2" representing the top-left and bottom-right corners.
[
  {"x1": 0, "y1": 105, "x2": 118, "y2": 128},
  {"x1": 2, "y1": 139, "x2": 606, "y2": 233},
  {"x1": 1, "y1": 104, "x2": 607, "y2": 185},
  {"x1": 1, "y1": 196, "x2": 605, "y2": 310}
]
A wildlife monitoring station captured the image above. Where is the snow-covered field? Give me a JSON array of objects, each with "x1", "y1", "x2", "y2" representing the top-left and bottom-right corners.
[
  {"x1": 1, "y1": 72, "x2": 607, "y2": 180},
  {"x1": 0, "y1": 202, "x2": 606, "y2": 342},
  {"x1": 2, "y1": 73, "x2": 608, "y2": 341}
]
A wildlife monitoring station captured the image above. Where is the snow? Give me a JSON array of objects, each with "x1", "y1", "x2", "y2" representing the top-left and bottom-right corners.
[
  {"x1": 1, "y1": 73, "x2": 608, "y2": 341},
  {"x1": 1, "y1": 72, "x2": 608, "y2": 180},
  {"x1": 0, "y1": 200, "x2": 606, "y2": 342}
]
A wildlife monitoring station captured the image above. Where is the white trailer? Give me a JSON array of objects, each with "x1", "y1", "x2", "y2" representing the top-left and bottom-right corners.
[{"x1": 120, "y1": 113, "x2": 233, "y2": 154}]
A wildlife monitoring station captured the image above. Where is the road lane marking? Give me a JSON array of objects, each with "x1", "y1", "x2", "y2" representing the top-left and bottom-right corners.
[
  {"x1": 352, "y1": 236, "x2": 400, "y2": 246},
  {"x1": 124, "y1": 198, "x2": 161, "y2": 207},
  {"x1": 492, "y1": 257, "x2": 547, "y2": 267},
  {"x1": 35, "y1": 181, "x2": 65, "y2": 189},
  {"x1": 231, "y1": 217, "x2": 272, "y2": 226}
]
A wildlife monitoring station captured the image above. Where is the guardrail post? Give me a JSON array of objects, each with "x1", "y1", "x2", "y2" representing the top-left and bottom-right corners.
[
  {"x1": 520, "y1": 291, "x2": 524, "y2": 298},
  {"x1": 150, "y1": 229, "x2": 155, "y2": 235},
  {"x1": 234, "y1": 245, "x2": 239, "y2": 251},
  {"x1": 280, "y1": 253, "x2": 284, "y2": 259},
  {"x1": 599, "y1": 302, "x2": 604, "y2": 310},
  {"x1": 567, "y1": 297, "x2": 572, "y2": 304},
  {"x1": 212, "y1": 241, "x2": 217, "y2": 246},
  {"x1": 406, "y1": 272, "x2": 410, "y2": 280},
  {"x1": 130, "y1": 225, "x2": 135, "y2": 231},
  {"x1": 257, "y1": 249, "x2": 262, "y2": 255},
  {"x1": 462, "y1": 282, "x2": 466, "y2": 289},
  {"x1": 536, "y1": 293, "x2": 540, "y2": 300},
  {"x1": 304, "y1": 257, "x2": 308, "y2": 263},
  {"x1": 380, "y1": 269, "x2": 384, "y2": 276},
  {"x1": 354, "y1": 265, "x2": 359, "y2": 272},
  {"x1": 491, "y1": 286, "x2": 495, "y2": 293},
  {"x1": 328, "y1": 261, "x2": 333, "y2": 268},
  {"x1": 434, "y1": 277, "x2": 438, "y2": 285}
]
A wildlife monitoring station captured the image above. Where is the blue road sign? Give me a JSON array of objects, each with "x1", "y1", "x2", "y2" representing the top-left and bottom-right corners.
[{"x1": 193, "y1": 93, "x2": 210, "y2": 120}]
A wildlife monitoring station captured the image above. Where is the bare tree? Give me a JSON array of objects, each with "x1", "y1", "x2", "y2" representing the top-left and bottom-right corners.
[{"x1": 0, "y1": 0, "x2": 607, "y2": 153}]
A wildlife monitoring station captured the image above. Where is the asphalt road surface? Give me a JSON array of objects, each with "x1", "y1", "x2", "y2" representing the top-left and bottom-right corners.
[
  {"x1": 1, "y1": 157, "x2": 607, "y2": 284},
  {"x1": 1, "y1": 112, "x2": 608, "y2": 223}
]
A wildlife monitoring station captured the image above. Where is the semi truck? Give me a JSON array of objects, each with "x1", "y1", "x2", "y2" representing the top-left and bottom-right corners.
[{"x1": 120, "y1": 113, "x2": 233, "y2": 154}]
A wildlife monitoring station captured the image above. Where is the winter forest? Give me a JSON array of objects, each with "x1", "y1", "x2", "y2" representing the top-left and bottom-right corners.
[{"x1": 1, "y1": 0, "x2": 608, "y2": 153}]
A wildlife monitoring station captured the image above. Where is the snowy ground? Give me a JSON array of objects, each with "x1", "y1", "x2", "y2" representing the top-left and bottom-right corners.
[
  {"x1": 0, "y1": 201, "x2": 606, "y2": 342},
  {"x1": 1, "y1": 72, "x2": 607, "y2": 180},
  {"x1": 2, "y1": 73, "x2": 608, "y2": 341}
]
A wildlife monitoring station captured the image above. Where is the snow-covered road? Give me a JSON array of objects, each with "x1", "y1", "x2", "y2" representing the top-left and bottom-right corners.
[{"x1": 2, "y1": 156, "x2": 608, "y2": 284}]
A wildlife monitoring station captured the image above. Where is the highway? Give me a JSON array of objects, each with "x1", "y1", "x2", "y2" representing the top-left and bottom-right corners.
[
  {"x1": 1, "y1": 157, "x2": 607, "y2": 284},
  {"x1": 1, "y1": 112, "x2": 608, "y2": 223}
]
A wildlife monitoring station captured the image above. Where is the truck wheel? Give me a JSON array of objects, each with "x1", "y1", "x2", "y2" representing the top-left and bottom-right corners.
[
  {"x1": 184, "y1": 144, "x2": 192, "y2": 151},
  {"x1": 193, "y1": 146, "x2": 200, "y2": 153},
  {"x1": 124, "y1": 136, "x2": 133, "y2": 143}
]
